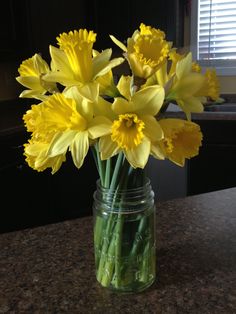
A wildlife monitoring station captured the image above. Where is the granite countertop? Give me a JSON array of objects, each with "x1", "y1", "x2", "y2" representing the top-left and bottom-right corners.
[{"x1": 1, "y1": 188, "x2": 236, "y2": 313}]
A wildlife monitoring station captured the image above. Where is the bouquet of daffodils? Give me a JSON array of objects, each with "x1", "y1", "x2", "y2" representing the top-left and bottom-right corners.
[{"x1": 16, "y1": 23, "x2": 220, "y2": 291}]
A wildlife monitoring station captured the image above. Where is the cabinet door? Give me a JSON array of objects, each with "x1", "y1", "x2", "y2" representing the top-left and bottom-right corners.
[{"x1": 187, "y1": 120, "x2": 236, "y2": 195}]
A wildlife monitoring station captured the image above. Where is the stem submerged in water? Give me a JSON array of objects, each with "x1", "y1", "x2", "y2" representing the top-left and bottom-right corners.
[{"x1": 92, "y1": 145, "x2": 156, "y2": 292}]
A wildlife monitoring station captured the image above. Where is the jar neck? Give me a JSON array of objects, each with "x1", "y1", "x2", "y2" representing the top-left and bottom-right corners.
[{"x1": 93, "y1": 177, "x2": 154, "y2": 214}]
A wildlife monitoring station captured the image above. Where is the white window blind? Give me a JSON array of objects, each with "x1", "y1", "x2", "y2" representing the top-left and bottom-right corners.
[{"x1": 191, "y1": 0, "x2": 236, "y2": 74}]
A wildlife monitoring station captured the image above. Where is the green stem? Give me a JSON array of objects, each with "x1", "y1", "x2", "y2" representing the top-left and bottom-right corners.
[
  {"x1": 94, "y1": 143, "x2": 105, "y2": 186},
  {"x1": 110, "y1": 153, "x2": 123, "y2": 190},
  {"x1": 100, "y1": 159, "x2": 132, "y2": 287},
  {"x1": 104, "y1": 158, "x2": 111, "y2": 188}
]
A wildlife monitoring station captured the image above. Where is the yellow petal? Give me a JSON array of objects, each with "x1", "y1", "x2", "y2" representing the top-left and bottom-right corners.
[
  {"x1": 34, "y1": 54, "x2": 50, "y2": 74},
  {"x1": 177, "y1": 97, "x2": 203, "y2": 120},
  {"x1": 43, "y1": 71, "x2": 78, "y2": 86},
  {"x1": 19, "y1": 90, "x2": 47, "y2": 101},
  {"x1": 176, "y1": 52, "x2": 192, "y2": 79},
  {"x1": 93, "y1": 96, "x2": 116, "y2": 120},
  {"x1": 124, "y1": 137, "x2": 150, "y2": 168},
  {"x1": 151, "y1": 143, "x2": 165, "y2": 160},
  {"x1": 92, "y1": 49, "x2": 112, "y2": 75},
  {"x1": 70, "y1": 131, "x2": 89, "y2": 169},
  {"x1": 155, "y1": 61, "x2": 168, "y2": 86},
  {"x1": 117, "y1": 75, "x2": 132, "y2": 100},
  {"x1": 64, "y1": 86, "x2": 94, "y2": 121},
  {"x1": 174, "y1": 73, "x2": 205, "y2": 98},
  {"x1": 132, "y1": 85, "x2": 165, "y2": 115},
  {"x1": 16, "y1": 76, "x2": 43, "y2": 91},
  {"x1": 48, "y1": 130, "x2": 77, "y2": 157},
  {"x1": 95, "y1": 58, "x2": 124, "y2": 79},
  {"x1": 99, "y1": 135, "x2": 120, "y2": 160},
  {"x1": 88, "y1": 116, "x2": 112, "y2": 139},
  {"x1": 112, "y1": 97, "x2": 131, "y2": 115},
  {"x1": 109, "y1": 35, "x2": 128, "y2": 52},
  {"x1": 77, "y1": 82, "x2": 99, "y2": 102},
  {"x1": 141, "y1": 115, "x2": 163, "y2": 141},
  {"x1": 49, "y1": 45, "x2": 73, "y2": 77}
]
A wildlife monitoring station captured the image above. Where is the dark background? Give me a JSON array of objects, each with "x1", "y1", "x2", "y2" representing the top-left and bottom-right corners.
[{"x1": 0, "y1": 0, "x2": 185, "y2": 62}]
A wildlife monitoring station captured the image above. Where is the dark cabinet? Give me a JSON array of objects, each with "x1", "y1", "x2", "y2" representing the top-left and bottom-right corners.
[{"x1": 187, "y1": 119, "x2": 236, "y2": 195}]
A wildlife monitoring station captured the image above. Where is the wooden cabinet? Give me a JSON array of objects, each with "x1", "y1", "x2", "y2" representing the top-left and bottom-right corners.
[{"x1": 187, "y1": 119, "x2": 236, "y2": 195}]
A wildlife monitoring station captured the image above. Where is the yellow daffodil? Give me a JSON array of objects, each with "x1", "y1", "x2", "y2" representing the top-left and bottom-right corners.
[
  {"x1": 43, "y1": 29, "x2": 124, "y2": 102},
  {"x1": 197, "y1": 68, "x2": 220, "y2": 101},
  {"x1": 16, "y1": 54, "x2": 58, "y2": 101},
  {"x1": 98, "y1": 76, "x2": 165, "y2": 168},
  {"x1": 23, "y1": 92, "x2": 111, "y2": 173},
  {"x1": 156, "y1": 118, "x2": 203, "y2": 166},
  {"x1": 92, "y1": 49, "x2": 120, "y2": 97},
  {"x1": 168, "y1": 49, "x2": 186, "y2": 77},
  {"x1": 165, "y1": 52, "x2": 205, "y2": 120},
  {"x1": 110, "y1": 23, "x2": 171, "y2": 79},
  {"x1": 192, "y1": 62, "x2": 201, "y2": 73}
]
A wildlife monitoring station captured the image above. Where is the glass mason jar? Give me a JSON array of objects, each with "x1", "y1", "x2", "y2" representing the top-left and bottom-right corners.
[{"x1": 93, "y1": 178, "x2": 156, "y2": 293}]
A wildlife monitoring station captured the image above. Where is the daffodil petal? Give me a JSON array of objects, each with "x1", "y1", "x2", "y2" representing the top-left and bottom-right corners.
[
  {"x1": 155, "y1": 61, "x2": 168, "y2": 87},
  {"x1": 176, "y1": 52, "x2": 192, "y2": 79},
  {"x1": 34, "y1": 54, "x2": 50, "y2": 74},
  {"x1": 70, "y1": 131, "x2": 89, "y2": 169},
  {"x1": 142, "y1": 115, "x2": 163, "y2": 141},
  {"x1": 174, "y1": 73, "x2": 205, "y2": 98},
  {"x1": 177, "y1": 97, "x2": 203, "y2": 118},
  {"x1": 109, "y1": 35, "x2": 128, "y2": 52},
  {"x1": 19, "y1": 90, "x2": 47, "y2": 101},
  {"x1": 112, "y1": 97, "x2": 131, "y2": 114},
  {"x1": 44, "y1": 71, "x2": 78, "y2": 86},
  {"x1": 99, "y1": 135, "x2": 120, "y2": 160},
  {"x1": 94, "y1": 57, "x2": 124, "y2": 79},
  {"x1": 94, "y1": 96, "x2": 116, "y2": 120},
  {"x1": 16, "y1": 76, "x2": 43, "y2": 91},
  {"x1": 77, "y1": 82, "x2": 99, "y2": 102},
  {"x1": 151, "y1": 143, "x2": 165, "y2": 160},
  {"x1": 92, "y1": 49, "x2": 112, "y2": 76},
  {"x1": 132, "y1": 85, "x2": 165, "y2": 115},
  {"x1": 63, "y1": 86, "x2": 93, "y2": 121},
  {"x1": 88, "y1": 116, "x2": 112, "y2": 139},
  {"x1": 48, "y1": 130, "x2": 77, "y2": 157},
  {"x1": 49, "y1": 45, "x2": 72, "y2": 77},
  {"x1": 117, "y1": 75, "x2": 132, "y2": 100},
  {"x1": 125, "y1": 137, "x2": 150, "y2": 168}
]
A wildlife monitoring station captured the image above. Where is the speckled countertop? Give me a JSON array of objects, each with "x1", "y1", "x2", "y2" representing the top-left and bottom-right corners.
[{"x1": 1, "y1": 187, "x2": 236, "y2": 313}]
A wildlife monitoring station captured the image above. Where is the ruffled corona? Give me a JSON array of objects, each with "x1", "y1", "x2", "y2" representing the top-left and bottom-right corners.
[
  {"x1": 56, "y1": 29, "x2": 96, "y2": 83},
  {"x1": 16, "y1": 54, "x2": 57, "y2": 100},
  {"x1": 111, "y1": 114, "x2": 145, "y2": 150},
  {"x1": 158, "y1": 119, "x2": 203, "y2": 166}
]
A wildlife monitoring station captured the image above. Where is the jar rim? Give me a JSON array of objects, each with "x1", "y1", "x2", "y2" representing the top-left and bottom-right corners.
[{"x1": 96, "y1": 177, "x2": 152, "y2": 194}]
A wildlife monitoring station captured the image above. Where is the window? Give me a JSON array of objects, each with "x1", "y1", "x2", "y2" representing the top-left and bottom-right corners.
[{"x1": 191, "y1": 0, "x2": 236, "y2": 75}]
